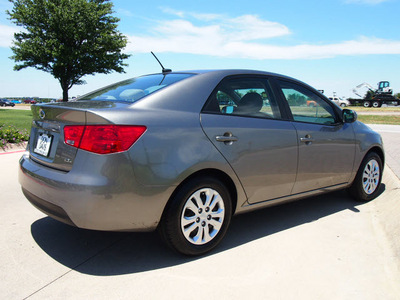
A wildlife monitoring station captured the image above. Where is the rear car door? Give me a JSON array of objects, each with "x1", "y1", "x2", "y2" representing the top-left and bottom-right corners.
[
  {"x1": 274, "y1": 79, "x2": 356, "y2": 194},
  {"x1": 200, "y1": 76, "x2": 298, "y2": 204}
]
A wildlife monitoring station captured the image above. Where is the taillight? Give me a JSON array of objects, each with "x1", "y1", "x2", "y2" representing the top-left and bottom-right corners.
[{"x1": 64, "y1": 125, "x2": 146, "y2": 154}]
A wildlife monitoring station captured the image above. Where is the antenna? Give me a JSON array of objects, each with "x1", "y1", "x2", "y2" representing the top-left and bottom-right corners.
[{"x1": 151, "y1": 51, "x2": 172, "y2": 73}]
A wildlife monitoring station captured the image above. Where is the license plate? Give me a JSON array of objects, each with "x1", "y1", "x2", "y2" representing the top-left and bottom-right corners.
[{"x1": 34, "y1": 133, "x2": 53, "y2": 157}]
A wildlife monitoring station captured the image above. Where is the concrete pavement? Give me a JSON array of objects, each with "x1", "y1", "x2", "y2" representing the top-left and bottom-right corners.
[
  {"x1": 0, "y1": 127, "x2": 399, "y2": 299},
  {"x1": 368, "y1": 124, "x2": 400, "y2": 180}
]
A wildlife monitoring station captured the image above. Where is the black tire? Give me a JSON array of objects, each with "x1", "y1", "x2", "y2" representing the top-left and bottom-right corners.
[
  {"x1": 159, "y1": 176, "x2": 232, "y2": 256},
  {"x1": 348, "y1": 152, "x2": 382, "y2": 202},
  {"x1": 372, "y1": 101, "x2": 380, "y2": 108},
  {"x1": 363, "y1": 101, "x2": 371, "y2": 108}
]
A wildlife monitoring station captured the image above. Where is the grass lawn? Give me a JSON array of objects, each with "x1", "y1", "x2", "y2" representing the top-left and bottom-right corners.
[
  {"x1": 357, "y1": 115, "x2": 400, "y2": 125},
  {"x1": 351, "y1": 106, "x2": 400, "y2": 112},
  {"x1": 0, "y1": 109, "x2": 33, "y2": 132}
]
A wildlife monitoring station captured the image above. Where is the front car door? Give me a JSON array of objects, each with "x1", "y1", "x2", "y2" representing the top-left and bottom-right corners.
[
  {"x1": 273, "y1": 79, "x2": 356, "y2": 194},
  {"x1": 200, "y1": 76, "x2": 298, "y2": 204}
]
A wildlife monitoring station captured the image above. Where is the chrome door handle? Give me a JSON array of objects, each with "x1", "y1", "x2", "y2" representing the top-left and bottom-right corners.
[
  {"x1": 300, "y1": 134, "x2": 314, "y2": 145},
  {"x1": 215, "y1": 132, "x2": 238, "y2": 145}
]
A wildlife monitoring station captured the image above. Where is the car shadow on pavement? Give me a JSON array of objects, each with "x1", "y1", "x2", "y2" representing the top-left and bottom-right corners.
[{"x1": 30, "y1": 185, "x2": 385, "y2": 276}]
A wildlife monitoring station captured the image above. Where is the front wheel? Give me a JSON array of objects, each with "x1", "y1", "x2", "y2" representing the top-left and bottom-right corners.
[
  {"x1": 348, "y1": 152, "x2": 382, "y2": 202},
  {"x1": 159, "y1": 177, "x2": 232, "y2": 256}
]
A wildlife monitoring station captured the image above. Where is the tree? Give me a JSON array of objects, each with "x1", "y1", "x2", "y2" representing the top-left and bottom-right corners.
[{"x1": 7, "y1": 0, "x2": 130, "y2": 101}]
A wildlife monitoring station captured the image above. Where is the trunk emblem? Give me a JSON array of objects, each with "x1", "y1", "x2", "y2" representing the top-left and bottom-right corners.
[{"x1": 39, "y1": 109, "x2": 45, "y2": 120}]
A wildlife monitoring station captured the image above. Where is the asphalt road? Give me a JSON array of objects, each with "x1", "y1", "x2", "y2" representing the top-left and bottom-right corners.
[{"x1": 0, "y1": 128, "x2": 399, "y2": 299}]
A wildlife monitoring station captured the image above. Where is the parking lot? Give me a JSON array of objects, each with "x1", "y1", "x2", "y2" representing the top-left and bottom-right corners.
[{"x1": 1, "y1": 126, "x2": 399, "y2": 300}]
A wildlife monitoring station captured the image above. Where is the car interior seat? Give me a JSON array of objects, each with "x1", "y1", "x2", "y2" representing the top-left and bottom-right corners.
[{"x1": 234, "y1": 92, "x2": 263, "y2": 116}]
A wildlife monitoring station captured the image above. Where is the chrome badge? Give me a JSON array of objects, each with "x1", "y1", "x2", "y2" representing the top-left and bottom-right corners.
[{"x1": 39, "y1": 109, "x2": 45, "y2": 120}]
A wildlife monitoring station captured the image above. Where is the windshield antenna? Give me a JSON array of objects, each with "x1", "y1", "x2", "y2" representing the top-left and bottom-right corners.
[{"x1": 151, "y1": 51, "x2": 172, "y2": 73}]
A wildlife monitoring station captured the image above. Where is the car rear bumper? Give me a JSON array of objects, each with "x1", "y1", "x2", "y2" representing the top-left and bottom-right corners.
[{"x1": 18, "y1": 152, "x2": 172, "y2": 232}]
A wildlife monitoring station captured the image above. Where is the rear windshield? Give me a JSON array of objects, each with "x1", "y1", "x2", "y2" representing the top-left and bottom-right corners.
[{"x1": 79, "y1": 73, "x2": 194, "y2": 103}]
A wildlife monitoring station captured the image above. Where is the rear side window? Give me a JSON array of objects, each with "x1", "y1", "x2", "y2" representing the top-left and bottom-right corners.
[
  {"x1": 79, "y1": 73, "x2": 194, "y2": 103},
  {"x1": 203, "y1": 77, "x2": 282, "y2": 119}
]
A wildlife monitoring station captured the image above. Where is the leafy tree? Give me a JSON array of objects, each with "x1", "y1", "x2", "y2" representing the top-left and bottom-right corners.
[
  {"x1": 287, "y1": 93, "x2": 306, "y2": 106},
  {"x1": 7, "y1": 0, "x2": 130, "y2": 101}
]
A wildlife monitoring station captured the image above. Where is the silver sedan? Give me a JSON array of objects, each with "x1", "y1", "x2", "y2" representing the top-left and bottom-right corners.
[{"x1": 19, "y1": 70, "x2": 384, "y2": 255}]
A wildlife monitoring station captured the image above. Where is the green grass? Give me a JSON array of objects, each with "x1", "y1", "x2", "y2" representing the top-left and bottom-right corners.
[
  {"x1": 351, "y1": 106, "x2": 400, "y2": 112},
  {"x1": 0, "y1": 109, "x2": 32, "y2": 148},
  {"x1": 0, "y1": 109, "x2": 33, "y2": 132},
  {"x1": 357, "y1": 115, "x2": 400, "y2": 125}
]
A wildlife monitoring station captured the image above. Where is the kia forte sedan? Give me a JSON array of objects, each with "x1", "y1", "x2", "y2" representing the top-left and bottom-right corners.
[{"x1": 19, "y1": 70, "x2": 384, "y2": 256}]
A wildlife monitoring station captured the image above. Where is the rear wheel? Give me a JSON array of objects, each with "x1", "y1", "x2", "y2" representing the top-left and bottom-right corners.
[
  {"x1": 363, "y1": 101, "x2": 371, "y2": 108},
  {"x1": 348, "y1": 152, "x2": 382, "y2": 202},
  {"x1": 372, "y1": 101, "x2": 381, "y2": 108},
  {"x1": 159, "y1": 176, "x2": 232, "y2": 256}
]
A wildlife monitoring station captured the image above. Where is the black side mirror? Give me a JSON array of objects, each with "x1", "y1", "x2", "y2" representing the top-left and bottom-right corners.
[{"x1": 342, "y1": 109, "x2": 357, "y2": 123}]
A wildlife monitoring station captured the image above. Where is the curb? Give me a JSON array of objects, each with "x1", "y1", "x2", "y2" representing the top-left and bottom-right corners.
[{"x1": 0, "y1": 142, "x2": 27, "y2": 154}]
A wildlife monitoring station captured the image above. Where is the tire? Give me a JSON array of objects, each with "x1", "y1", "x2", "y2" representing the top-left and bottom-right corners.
[
  {"x1": 363, "y1": 101, "x2": 371, "y2": 108},
  {"x1": 340, "y1": 103, "x2": 346, "y2": 108},
  {"x1": 348, "y1": 152, "x2": 382, "y2": 202},
  {"x1": 372, "y1": 101, "x2": 380, "y2": 108},
  {"x1": 159, "y1": 176, "x2": 232, "y2": 256}
]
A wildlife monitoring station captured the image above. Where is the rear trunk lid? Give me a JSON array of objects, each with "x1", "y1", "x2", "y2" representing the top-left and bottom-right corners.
[{"x1": 28, "y1": 101, "x2": 120, "y2": 172}]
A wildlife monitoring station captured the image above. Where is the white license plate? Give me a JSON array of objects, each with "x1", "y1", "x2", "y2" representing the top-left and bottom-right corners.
[{"x1": 34, "y1": 133, "x2": 53, "y2": 157}]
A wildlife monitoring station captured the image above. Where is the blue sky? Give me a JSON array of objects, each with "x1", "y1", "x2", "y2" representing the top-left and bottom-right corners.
[{"x1": 0, "y1": 0, "x2": 399, "y2": 99}]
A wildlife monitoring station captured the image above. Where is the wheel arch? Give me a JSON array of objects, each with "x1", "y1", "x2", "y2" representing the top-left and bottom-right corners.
[
  {"x1": 366, "y1": 146, "x2": 385, "y2": 168},
  {"x1": 160, "y1": 168, "x2": 238, "y2": 223}
]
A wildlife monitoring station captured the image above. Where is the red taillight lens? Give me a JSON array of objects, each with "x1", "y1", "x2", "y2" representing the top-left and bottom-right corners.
[
  {"x1": 64, "y1": 125, "x2": 85, "y2": 148},
  {"x1": 64, "y1": 125, "x2": 146, "y2": 154}
]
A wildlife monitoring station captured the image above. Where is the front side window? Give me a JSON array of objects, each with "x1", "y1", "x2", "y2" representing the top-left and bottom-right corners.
[
  {"x1": 203, "y1": 77, "x2": 281, "y2": 119},
  {"x1": 79, "y1": 73, "x2": 194, "y2": 103},
  {"x1": 277, "y1": 80, "x2": 337, "y2": 125}
]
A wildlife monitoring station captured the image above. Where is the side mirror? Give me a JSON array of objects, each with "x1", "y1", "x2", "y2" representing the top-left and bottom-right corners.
[{"x1": 342, "y1": 109, "x2": 357, "y2": 123}]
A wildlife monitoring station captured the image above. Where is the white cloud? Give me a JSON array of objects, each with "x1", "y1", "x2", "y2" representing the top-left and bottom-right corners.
[
  {"x1": 125, "y1": 12, "x2": 400, "y2": 60},
  {"x1": 159, "y1": 7, "x2": 185, "y2": 18},
  {"x1": 0, "y1": 24, "x2": 17, "y2": 48},
  {"x1": 116, "y1": 8, "x2": 134, "y2": 17}
]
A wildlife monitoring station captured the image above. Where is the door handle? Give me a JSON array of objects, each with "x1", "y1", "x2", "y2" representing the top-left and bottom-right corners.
[
  {"x1": 215, "y1": 132, "x2": 238, "y2": 145},
  {"x1": 300, "y1": 134, "x2": 314, "y2": 145}
]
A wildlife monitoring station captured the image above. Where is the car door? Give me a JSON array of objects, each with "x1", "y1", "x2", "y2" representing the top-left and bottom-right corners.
[
  {"x1": 274, "y1": 79, "x2": 356, "y2": 194},
  {"x1": 200, "y1": 76, "x2": 298, "y2": 204}
]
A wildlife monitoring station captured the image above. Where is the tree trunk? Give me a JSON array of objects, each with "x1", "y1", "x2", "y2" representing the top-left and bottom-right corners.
[
  {"x1": 60, "y1": 79, "x2": 69, "y2": 102},
  {"x1": 62, "y1": 88, "x2": 68, "y2": 102}
]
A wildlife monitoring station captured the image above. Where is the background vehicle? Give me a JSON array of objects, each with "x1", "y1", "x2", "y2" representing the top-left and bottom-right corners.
[
  {"x1": 23, "y1": 99, "x2": 37, "y2": 104},
  {"x1": 19, "y1": 70, "x2": 384, "y2": 256},
  {"x1": 329, "y1": 96, "x2": 350, "y2": 107},
  {"x1": 350, "y1": 81, "x2": 400, "y2": 107},
  {"x1": 0, "y1": 99, "x2": 15, "y2": 107}
]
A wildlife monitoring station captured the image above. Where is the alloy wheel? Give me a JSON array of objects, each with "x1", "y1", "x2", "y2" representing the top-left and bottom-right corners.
[
  {"x1": 180, "y1": 188, "x2": 225, "y2": 245},
  {"x1": 362, "y1": 159, "x2": 380, "y2": 195}
]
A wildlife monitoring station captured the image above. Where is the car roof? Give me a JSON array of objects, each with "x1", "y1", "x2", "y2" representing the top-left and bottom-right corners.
[{"x1": 147, "y1": 69, "x2": 291, "y2": 78}]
